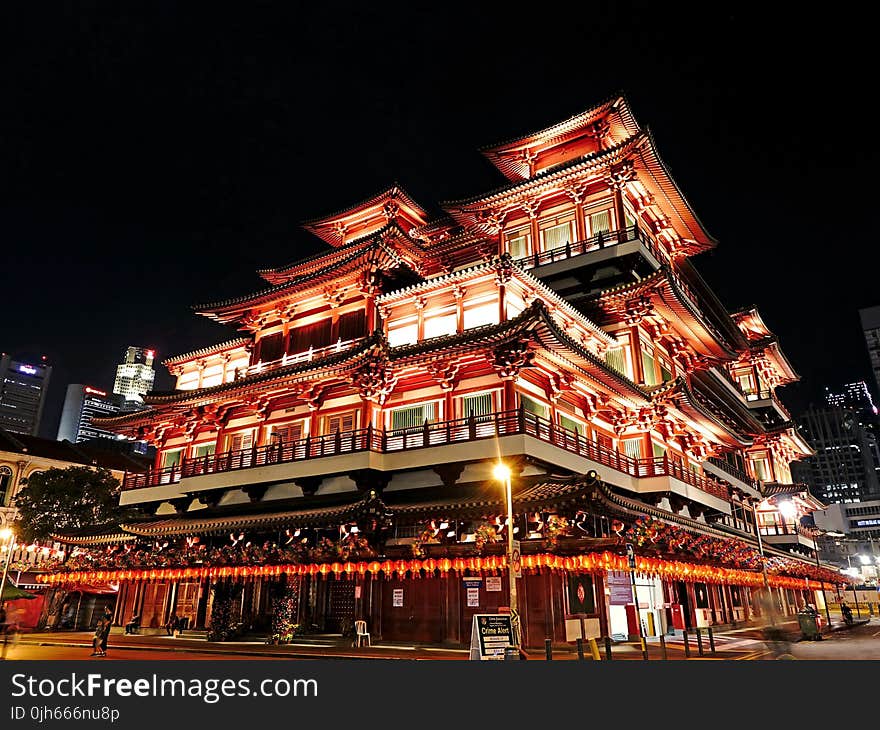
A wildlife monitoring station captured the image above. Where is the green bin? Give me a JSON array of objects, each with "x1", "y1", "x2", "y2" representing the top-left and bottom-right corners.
[{"x1": 797, "y1": 610, "x2": 821, "y2": 640}]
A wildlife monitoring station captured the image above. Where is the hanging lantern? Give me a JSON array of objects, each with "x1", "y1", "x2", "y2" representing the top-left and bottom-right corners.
[
  {"x1": 452, "y1": 558, "x2": 466, "y2": 573},
  {"x1": 343, "y1": 561, "x2": 355, "y2": 578},
  {"x1": 381, "y1": 560, "x2": 394, "y2": 578},
  {"x1": 422, "y1": 558, "x2": 436, "y2": 575},
  {"x1": 357, "y1": 562, "x2": 367, "y2": 576},
  {"x1": 319, "y1": 563, "x2": 330, "y2": 578},
  {"x1": 438, "y1": 557, "x2": 451, "y2": 574},
  {"x1": 331, "y1": 562, "x2": 343, "y2": 578},
  {"x1": 394, "y1": 559, "x2": 408, "y2": 577},
  {"x1": 368, "y1": 561, "x2": 381, "y2": 576}
]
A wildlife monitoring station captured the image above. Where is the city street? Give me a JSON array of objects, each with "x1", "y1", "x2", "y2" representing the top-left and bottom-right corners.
[{"x1": 3, "y1": 619, "x2": 878, "y2": 661}]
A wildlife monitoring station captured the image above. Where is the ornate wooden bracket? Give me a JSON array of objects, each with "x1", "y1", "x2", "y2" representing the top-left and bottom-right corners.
[
  {"x1": 433, "y1": 462, "x2": 466, "y2": 489},
  {"x1": 194, "y1": 488, "x2": 225, "y2": 509},
  {"x1": 489, "y1": 340, "x2": 535, "y2": 381},
  {"x1": 168, "y1": 496, "x2": 194, "y2": 515},
  {"x1": 294, "y1": 476, "x2": 322, "y2": 497},
  {"x1": 241, "y1": 484, "x2": 269, "y2": 503},
  {"x1": 348, "y1": 468, "x2": 392, "y2": 495}
]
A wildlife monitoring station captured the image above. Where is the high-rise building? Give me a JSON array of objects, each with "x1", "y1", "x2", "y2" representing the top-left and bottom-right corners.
[
  {"x1": 113, "y1": 347, "x2": 156, "y2": 408},
  {"x1": 794, "y1": 405, "x2": 880, "y2": 504},
  {"x1": 825, "y1": 381, "x2": 878, "y2": 417},
  {"x1": 859, "y1": 306, "x2": 880, "y2": 398},
  {"x1": 0, "y1": 353, "x2": 53, "y2": 436},
  {"x1": 56, "y1": 384, "x2": 124, "y2": 443}
]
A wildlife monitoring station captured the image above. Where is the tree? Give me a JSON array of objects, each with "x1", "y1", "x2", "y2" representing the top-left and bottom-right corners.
[{"x1": 12, "y1": 466, "x2": 127, "y2": 543}]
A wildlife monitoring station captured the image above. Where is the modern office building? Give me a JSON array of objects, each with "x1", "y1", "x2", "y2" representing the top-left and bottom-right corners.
[
  {"x1": 860, "y1": 306, "x2": 880, "y2": 398},
  {"x1": 113, "y1": 347, "x2": 156, "y2": 407},
  {"x1": 56, "y1": 384, "x2": 124, "y2": 443},
  {"x1": 0, "y1": 353, "x2": 53, "y2": 436},
  {"x1": 794, "y1": 405, "x2": 880, "y2": 504}
]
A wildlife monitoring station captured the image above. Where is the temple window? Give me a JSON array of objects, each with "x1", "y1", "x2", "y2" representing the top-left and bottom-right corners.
[
  {"x1": 388, "y1": 320, "x2": 418, "y2": 347},
  {"x1": 640, "y1": 343, "x2": 659, "y2": 386},
  {"x1": 256, "y1": 332, "x2": 284, "y2": 363},
  {"x1": 557, "y1": 412, "x2": 585, "y2": 435},
  {"x1": 457, "y1": 391, "x2": 497, "y2": 419},
  {"x1": 228, "y1": 431, "x2": 254, "y2": 452},
  {"x1": 652, "y1": 441, "x2": 666, "y2": 458},
  {"x1": 658, "y1": 353, "x2": 674, "y2": 382},
  {"x1": 749, "y1": 452, "x2": 772, "y2": 482},
  {"x1": 192, "y1": 443, "x2": 215, "y2": 459},
  {"x1": 324, "y1": 411, "x2": 357, "y2": 435},
  {"x1": 162, "y1": 448, "x2": 183, "y2": 468},
  {"x1": 584, "y1": 206, "x2": 613, "y2": 237},
  {"x1": 271, "y1": 420, "x2": 306, "y2": 444},
  {"x1": 604, "y1": 347, "x2": 627, "y2": 377},
  {"x1": 423, "y1": 311, "x2": 457, "y2": 339},
  {"x1": 389, "y1": 402, "x2": 438, "y2": 430},
  {"x1": 462, "y1": 300, "x2": 498, "y2": 330},
  {"x1": 520, "y1": 393, "x2": 549, "y2": 420},
  {"x1": 288, "y1": 319, "x2": 333, "y2": 354},
  {"x1": 338, "y1": 309, "x2": 367, "y2": 341},
  {"x1": 622, "y1": 437, "x2": 643, "y2": 460},
  {"x1": 539, "y1": 217, "x2": 575, "y2": 252},
  {"x1": 505, "y1": 228, "x2": 531, "y2": 258}
]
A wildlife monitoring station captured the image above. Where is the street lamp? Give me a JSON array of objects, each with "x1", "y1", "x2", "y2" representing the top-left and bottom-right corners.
[
  {"x1": 493, "y1": 462, "x2": 519, "y2": 649},
  {"x1": 746, "y1": 497, "x2": 774, "y2": 624},
  {"x1": 0, "y1": 527, "x2": 15, "y2": 615}
]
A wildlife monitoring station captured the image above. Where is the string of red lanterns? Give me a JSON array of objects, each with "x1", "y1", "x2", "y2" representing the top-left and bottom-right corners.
[{"x1": 35, "y1": 551, "x2": 838, "y2": 591}]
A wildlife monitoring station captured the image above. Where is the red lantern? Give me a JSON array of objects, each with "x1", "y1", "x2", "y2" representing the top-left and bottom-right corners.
[
  {"x1": 423, "y1": 558, "x2": 436, "y2": 575},
  {"x1": 381, "y1": 560, "x2": 394, "y2": 577},
  {"x1": 438, "y1": 558, "x2": 451, "y2": 574},
  {"x1": 331, "y1": 562, "x2": 343, "y2": 578},
  {"x1": 357, "y1": 562, "x2": 367, "y2": 576},
  {"x1": 452, "y1": 558, "x2": 466, "y2": 573},
  {"x1": 368, "y1": 561, "x2": 381, "y2": 575}
]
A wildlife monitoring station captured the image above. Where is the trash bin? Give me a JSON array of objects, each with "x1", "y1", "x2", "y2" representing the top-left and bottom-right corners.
[{"x1": 797, "y1": 609, "x2": 821, "y2": 641}]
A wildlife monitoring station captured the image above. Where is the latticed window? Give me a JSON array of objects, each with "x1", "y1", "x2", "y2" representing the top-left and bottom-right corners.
[
  {"x1": 520, "y1": 394, "x2": 549, "y2": 420},
  {"x1": 558, "y1": 413, "x2": 584, "y2": 435},
  {"x1": 640, "y1": 344, "x2": 659, "y2": 386},
  {"x1": 229, "y1": 432, "x2": 253, "y2": 452},
  {"x1": 604, "y1": 348, "x2": 627, "y2": 376},
  {"x1": 541, "y1": 221, "x2": 574, "y2": 250},
  {"x1": 458, "y1": 392, "x2": 494, "y2": 419},
  {"x1": 325, "y1": 412, "x2": 356, "y2": 434},
  {"x1": 193, "y1": 443, "x2": 216, "y2": 459},
  {"x1": 587, "y1": 209, "x2": 612, "y2": 236},
  {"x1": 506, "y1": 230, "x2": 530, "y2": 258},
  {"x1": 162, "y1": 448, "x2": 183, "y2": 467},
  {"x1": 622, "y1": 438, "x2": 643, "y2": 460},
  {"x1": 390, "y1": 402, "x2": 436, "y2": 430},
  {"x1": 272, "y1": 421, "x2": 304, "y2": 444}
]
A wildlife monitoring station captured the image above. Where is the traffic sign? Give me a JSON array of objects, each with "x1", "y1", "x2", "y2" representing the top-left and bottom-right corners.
[
  {"x1": 625, "y1": 542, "x2": 636, "y2": 569},
  {"x1": 511, "y1": 539, "x2": 522, "y2": 578}
]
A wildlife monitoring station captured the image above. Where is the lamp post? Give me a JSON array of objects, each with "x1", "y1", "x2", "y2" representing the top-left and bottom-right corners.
[
  {"x1": 493, "y1": 463, "x2": 519, "y2": 649},
  {"x1": 777, "y1": 500, "x2": 801, "y2": 611},
  {"x1": 747, "y1": 497, "x2": 774, "y2": 624},
  {"x1": 811, "y1": 530, "x2": 832, "y2": 628},
  {"x1": 0, "y1": 527, "x2": 15, "y2": 616}
]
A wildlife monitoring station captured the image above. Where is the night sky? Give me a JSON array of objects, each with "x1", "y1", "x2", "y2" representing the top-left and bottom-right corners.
[{"x1": 1, "y1": 4, "x2": 876, "y2": 439}]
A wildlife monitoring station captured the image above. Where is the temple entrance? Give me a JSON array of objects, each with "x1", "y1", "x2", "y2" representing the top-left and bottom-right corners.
[{"x1": 324, "y1": 579, "x2": 355, "y2": 633}]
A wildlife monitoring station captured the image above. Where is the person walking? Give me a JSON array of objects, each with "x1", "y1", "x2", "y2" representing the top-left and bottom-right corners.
[{"x1": 90, "y1": 619, "x2": 107, "y2": 657}]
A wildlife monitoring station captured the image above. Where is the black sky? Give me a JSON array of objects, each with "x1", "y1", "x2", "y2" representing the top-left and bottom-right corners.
[{"x1": 1, "y1": 4, "x2": 876, "y2": 438}]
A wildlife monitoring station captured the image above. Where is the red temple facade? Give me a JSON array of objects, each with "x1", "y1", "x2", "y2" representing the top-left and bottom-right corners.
[{"x1": 40, "y1": 95, "x2": 843, "y2": 647}]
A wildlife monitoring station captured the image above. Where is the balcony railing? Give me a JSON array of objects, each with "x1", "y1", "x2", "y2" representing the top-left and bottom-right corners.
[
  {"x1": 706, "y1": 456, "x2": 760, "y2": 491},
  {"x1": 124, "y1": 409, "x2": 732, "y2": 504},
  {"x1": 514, "y1": 225, "x2": 666, "y2": 271},
  {"x1": 243, "y1": 338, "x2": 361, "y2": 378},
  {"x1": 759, "y1": 523, "x2": 817, "y2": 540}
]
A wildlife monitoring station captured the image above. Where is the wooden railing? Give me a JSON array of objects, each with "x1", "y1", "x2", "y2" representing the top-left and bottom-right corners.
[
  {"x1": 706, "y1": 456, "x2": 760, "y2": 491},
  {"x1": 244, "y1": 338, "x2": 361, "y2": 378},
  {"x1": 514, "y1": 224, "x2": 666, "y2": 271},
  {"x1": 124, "y1": 408, "x2": 731, "y2": 502}
]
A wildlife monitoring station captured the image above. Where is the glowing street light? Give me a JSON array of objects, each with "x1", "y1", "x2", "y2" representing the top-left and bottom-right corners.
[{"x1": 493, "y1": 462, "x2": 519, "y2": 649}]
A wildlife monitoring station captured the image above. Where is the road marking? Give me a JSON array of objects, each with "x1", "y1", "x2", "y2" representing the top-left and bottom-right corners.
[{"x1": 872, "y1": 630, "x2": 880, "y2": 637}]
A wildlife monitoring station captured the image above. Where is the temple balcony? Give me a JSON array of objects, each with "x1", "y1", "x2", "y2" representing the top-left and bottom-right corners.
[
  {"x1": 711, "y1": 367, "x2": 790, "y2": 425},
  {"x1": 121, "y1": 409, "x2": 731, "y2": 517},
  {"x1": 759, "y1": 521, "x2": 818, "y2": 552},
  {"x1": 515, "y1": 225, "x2": 664, "y2": 299},
  {"x1": 702, "y1": 456, "x2": 762, "y2": 498}
]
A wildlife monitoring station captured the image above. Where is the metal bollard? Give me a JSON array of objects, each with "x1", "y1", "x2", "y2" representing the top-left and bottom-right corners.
[
  {"x1": 588, "y1": 638, "x2": 601, "y2": 661},
  {"x1": 576, "y1": 638, "x2": 585, "y2": 660},
  {"x1": 708, "y1": 627, "x2": 716, "y2": 653},
  {"x1": 545, "y1": 638, "x2": 552, "y2": 660},
  {"x1": 659, "y1": 633, "x2": 668, "y2": 660},
  {"x1": 696, "y1": 628, "x2": 704, "y2": 657},
  {"x1": 682, "y1": 630, "x2": 691, "y2": 657},
  {"x1": 640, "y1": 637, "x2": 649, "y2": 661},
  {"x1": 604, "y1": 636, "x2": 612, "y2": 661}
]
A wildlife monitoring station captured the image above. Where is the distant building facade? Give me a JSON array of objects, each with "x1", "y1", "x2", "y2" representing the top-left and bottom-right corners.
[
  {"x1": 0, "y1": 354, "x2": 52, "y2": 436},
  {"x1": 860, "y1": 306, "x2": 880, "y2": 399},
  {"x1": 113, "y1": 347, "x2": 156, "y2": 409},
  {"x1": 56, "y1": 384, "x2": 124, "y2": 443},
  {"x1": 794, "y1": 404, "x2": 880, "y2": 504}
]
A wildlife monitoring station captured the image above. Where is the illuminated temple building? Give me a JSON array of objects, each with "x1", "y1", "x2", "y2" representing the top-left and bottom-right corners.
[{"x1": 41, "y1": 95, "x2": 845, "y2": 646}]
